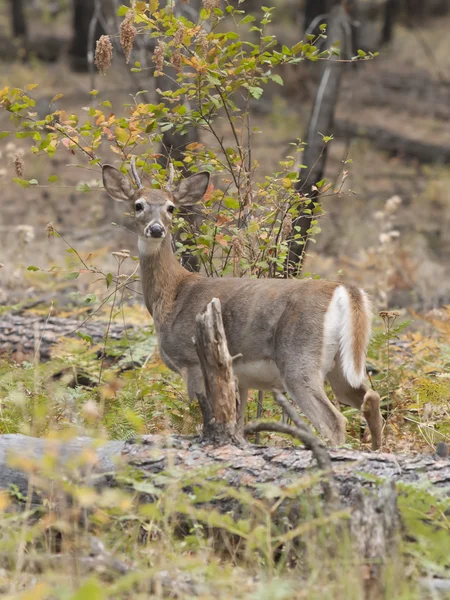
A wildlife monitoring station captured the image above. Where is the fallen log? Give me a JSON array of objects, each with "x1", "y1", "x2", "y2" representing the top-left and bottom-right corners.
[
  {"x1": 334, "y1": 119, "x2": 450, "y2": 164},
  {"x1": 1, "y1": 433, "x2": 449, "y2": 502},
  {"x1": 0, "y1": 313, "x2": 138, "y2": 360}
]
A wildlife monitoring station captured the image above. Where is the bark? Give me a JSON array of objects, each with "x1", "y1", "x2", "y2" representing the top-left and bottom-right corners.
[
  {"x1": 287, "y1": 4, "x2": 353, "y2": 275},
  {"x1": 1, "y1": 433, "x2": 449, "y2": 503},
  {"x1": 195, "y1": 298, "x2": 244, "y2": 445},
  {"x1": 0, "y1": 314, "x2": 137, "y2": 360},
  {"x1": 351, "y1": 481, "x2": 400, "y2": 600}
]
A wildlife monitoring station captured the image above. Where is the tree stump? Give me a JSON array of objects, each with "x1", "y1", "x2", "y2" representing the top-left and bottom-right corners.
[{"x1": 194, "y1": 298, "x2": 244, "y2": 446}]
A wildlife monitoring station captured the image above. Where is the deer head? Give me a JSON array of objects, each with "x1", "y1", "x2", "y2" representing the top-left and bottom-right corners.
[{"x1": 102, "y1": 164, "x2": 210, "y2": 249}]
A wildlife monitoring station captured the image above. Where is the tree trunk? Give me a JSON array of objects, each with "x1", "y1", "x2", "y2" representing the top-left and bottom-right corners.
[
  {"x1": 10, "y1": 0, "x2": 28, "y2": 39},
  {"x1": 380, "y1": 0, "x2": 399, "y2": 46},
  {"x1": 303, "y1": 0, "x2": 330, "y2": 33},
  {"x1": 69, "y1": 0, "x2": 105, "y2": 72},
  {"x1": 0, "y1": 314, "x2": 138, "y2": 361},
  {"x1": 287, "y1": 4, "x2": 353, "y2": 276}
]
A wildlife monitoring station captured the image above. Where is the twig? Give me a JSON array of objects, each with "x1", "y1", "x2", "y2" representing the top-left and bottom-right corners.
[
  {"x1": 131, "y1": 156, "x2": 143, "y2": 190},
  {"x1": 245, "y1": 389, "x2": 339, "y2": 506}
]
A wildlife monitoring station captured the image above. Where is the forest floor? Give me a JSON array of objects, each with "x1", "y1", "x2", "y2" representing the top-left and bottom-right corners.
[{"x1": 0, "y1": 5, "x2": 449, "y2": 597}]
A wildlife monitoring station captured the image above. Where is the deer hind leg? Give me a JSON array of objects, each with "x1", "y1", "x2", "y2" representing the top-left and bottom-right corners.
[
  {"x1": 281, "y1": 367, "x2": 348, "y2": 447},
  {"x1": 327, "y1": 359, "x2": 383, "y2": 450}
]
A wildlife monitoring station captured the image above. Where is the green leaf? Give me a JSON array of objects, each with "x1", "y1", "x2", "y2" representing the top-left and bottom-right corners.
[
  {"x1": 78, "y1": 331, "x2": 93, "y2": 345},
  {"x1": 70, "y1": 578, "x2": 104, "y2": 600},
  {"x1": 270, "y1": 74, "x2": 283, "y2": 86},
  {"x1": 106, "y1": 273, "x2": 113, "y2": 288},
  {"x1": 27, "y1": 265, "x2": 40, "y2": 271},
  {"x1": 249, "y1": 86, "x2": 263, "y2": 99},
  {"x1": 240, "y1": 14, "x2": 255, "y2": 24},
  {"x1": 65, "y1": 272, "x2": 80, "y2": 280},
  {"x1": 84, "y1": 293, "x2": 97, "y2": 305},
  {"x1": 13, "y1": 178, "x2": 30, "y2": 188},
  {"x1": 224, "y1": 197, "x2": 240, "y2": 210},
  {"x1": 48, "y1": 175, "x2": 58, "y2": 183},
  {"x1": 76, "y1": 183, "x2": 91, "y2": 193},
  {"x1": 117, "y1": 5, "x2": 129, "y2": 16},
  {"x1": 28, "y1": 179, "x2": 38, "y2": 185}
]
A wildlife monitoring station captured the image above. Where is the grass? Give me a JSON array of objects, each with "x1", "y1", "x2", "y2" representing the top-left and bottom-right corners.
[{"x1": 0, "y1": 296, "x2": 449, "y2": 598}]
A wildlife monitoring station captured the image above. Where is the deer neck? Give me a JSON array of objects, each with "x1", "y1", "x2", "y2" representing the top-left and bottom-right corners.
[{"x1": 138, "y1": 234, "x2": 193, "y2": 327}]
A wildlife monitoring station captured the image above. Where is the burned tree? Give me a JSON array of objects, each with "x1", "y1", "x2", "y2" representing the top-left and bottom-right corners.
[{"x1": 287, "y1": 3, "x2": 355, "y2": 275}]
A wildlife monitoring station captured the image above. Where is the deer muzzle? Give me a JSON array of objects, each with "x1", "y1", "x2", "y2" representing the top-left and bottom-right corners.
[{"x1": 145, "y1": 223, "x2": 165, "y2": 239}]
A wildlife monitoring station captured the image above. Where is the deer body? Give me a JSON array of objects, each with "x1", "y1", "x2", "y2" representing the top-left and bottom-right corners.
[{"x1": 103, "y1": 165, "x2": 383, "y2": 449}]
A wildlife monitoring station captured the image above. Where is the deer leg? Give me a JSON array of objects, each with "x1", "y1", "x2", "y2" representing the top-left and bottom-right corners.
[
  {"x1": 237, "y1": 387, "x2": 248, "y2": 431},
  {"x1": 327, "y1": 360, "x2": 383, "y2": 450},
  {"x1": 281, "y1": 369, "x2": 348, "y2": 447},
  {"x1": 184, "y1": 366, "x2": 211, "y2": 425}
]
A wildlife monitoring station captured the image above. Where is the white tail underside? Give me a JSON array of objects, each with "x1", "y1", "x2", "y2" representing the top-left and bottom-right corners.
[{"x1": 322, "y1": 286, "x2": 368, "y2": 388}]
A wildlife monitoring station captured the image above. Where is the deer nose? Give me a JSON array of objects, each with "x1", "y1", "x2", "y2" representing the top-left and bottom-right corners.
[{"x1": 148, "y1": 223, "x2": 165, "y2": 238}]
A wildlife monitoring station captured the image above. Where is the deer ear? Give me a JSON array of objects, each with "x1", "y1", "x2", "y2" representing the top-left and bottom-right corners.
[
  {"x1": 102, "y1": 165, "x2": 136, "y2": 203},
  {"x1": 172, "y1": 171, "x2": 210, "y2": 206}
]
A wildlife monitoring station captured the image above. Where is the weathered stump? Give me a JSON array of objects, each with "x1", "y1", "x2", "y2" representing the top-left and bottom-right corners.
[{"x1": 194, "y1": 298, "x2": 244, "y2": 446}]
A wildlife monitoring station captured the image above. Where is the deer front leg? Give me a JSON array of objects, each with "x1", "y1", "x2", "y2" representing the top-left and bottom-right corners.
[
  {"x1": 183, "y1": 366, "x2": 209, "y2": 422},
  {"x1": 237, "y1": 387, "x2": 248, "y2": 431}
]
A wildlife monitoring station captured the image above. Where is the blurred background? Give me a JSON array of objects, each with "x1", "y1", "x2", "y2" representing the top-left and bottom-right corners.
[{"x1": 1, "y1": 0, "x2": 450, "y2": 312}]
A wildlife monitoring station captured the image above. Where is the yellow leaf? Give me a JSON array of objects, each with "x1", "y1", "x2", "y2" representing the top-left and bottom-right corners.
[
  {"x1": 0, "y1": 491, "x2": 10, "y2": 511},
  {"x1": 19, "y1": 583, "x2": 49, "y2": 600}
]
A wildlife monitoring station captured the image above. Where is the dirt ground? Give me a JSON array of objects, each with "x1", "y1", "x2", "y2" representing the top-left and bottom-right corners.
[{"x1": 1, "y1": 4, "x2": 450, "y2": 314}]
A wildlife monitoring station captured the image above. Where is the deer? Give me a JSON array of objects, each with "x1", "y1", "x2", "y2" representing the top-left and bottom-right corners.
[{"x1": 102, "y1": 162, "x2": 383, "y2": 450}]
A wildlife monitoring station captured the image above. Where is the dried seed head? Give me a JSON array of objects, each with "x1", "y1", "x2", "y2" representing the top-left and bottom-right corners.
[
  {"x1": 171, "y1": 49, "x2": 182, "y2": 72},
  {"x1": 196, "y1": 29, "x2": 209, "y2": 54},
  {"x1": 385, "y1": 194, "x2": 402, "y2": 213},
  {"x1": 120, "y1": 11, "x2": 137, "y2": 64},
  {"x1": 46, "y1": 222, "x2": 55, "y2": 238},
  {"x1": 173, "y1": 23, "x2": 185, "y2": 46},
  {"x1": 153, "y1": 40, "x2": 165, "y2": 73},
  {"x1": 14, "y1": 152, "x2": 24, "y2": 178},
  {"x1": 82, "y1": 399, "x2": 101, "y2": 422},
  {"x1": 17, "y1": 225, "x2": 34, "y2": 244},
  {"x1": 95, "y1": 35, "x2": 113, "y2": 75},
  {"x1": 282, "y1": 213, "x2": 292, "y2": 237},
  {"x1": 112, "y1": 251, "x2": 130, "y2": 261},
  {"x1": 379, "y1": 310, "x2": 401, "y2": 328},
  {"x1": 232, "y1": 234, "x2": 244, "y2": 258},
  {"x1": 203, "y1": 0, "x2": 219, "y2": 9}
]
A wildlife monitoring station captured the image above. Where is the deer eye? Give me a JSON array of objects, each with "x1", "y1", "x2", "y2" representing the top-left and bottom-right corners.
[
  {"x1": 167, "y1": 205, "x2": 175, "y2": 214},
  {"x1": 135, "y1": 201, "x2": 144, "y2": 212}
]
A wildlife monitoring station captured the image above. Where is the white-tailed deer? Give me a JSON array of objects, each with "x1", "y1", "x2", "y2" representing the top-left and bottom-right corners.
[{"x1": 102, "y1": 163, "x2": 383, "y2": 449}]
